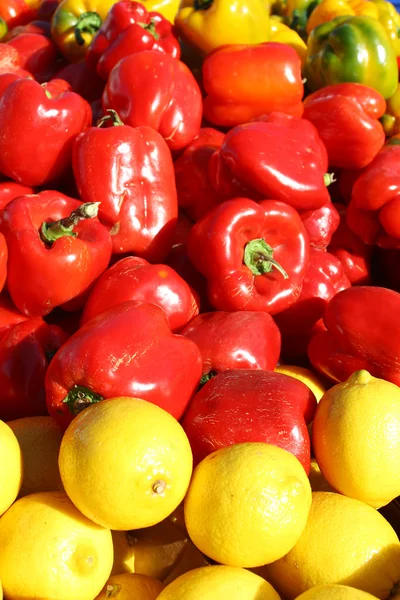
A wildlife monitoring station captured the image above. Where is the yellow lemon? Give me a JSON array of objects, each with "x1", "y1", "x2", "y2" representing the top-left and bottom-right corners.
[
  {"x1": 0, "y1": 419, "x2": 22, "y2": 516},
  {"x1": 275, "y1": 365, "x2": 327, "y2": 401},
  {"x1": 313, "y1": 370, "x2": 400, "y2": 508},
  {"x1": 266, "y1": 491, "x2": 400, "y2": 599},
  {"x1": 7, "y1": 416, "x2": 63, "y2": 497},
  {"x1": 157, "y1": 565, "x2": 281, "y2": 600},
  {"x1": 184, "y1": 442, "x2": 312, "y2": 568},
  {"x1": 59, "y1": 397, "x2": 193, "y2": 530},
  {"x1": 0, "y1": 490, "x2": 113, "y2": 600},
  {"x1": 308, "y1": 458, "x2": 334, "y2": 493},
  {"x1": 295, "y1": 585, "x2": 380, "y2": 600},
  {"x1": 95, "y1": 573, "x2": 164, "y2": 599}
]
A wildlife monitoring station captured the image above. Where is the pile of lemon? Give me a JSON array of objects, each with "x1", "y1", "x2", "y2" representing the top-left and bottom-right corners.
[{"x1": 1, "y1": 368, "x2": 400, "y2": 600}]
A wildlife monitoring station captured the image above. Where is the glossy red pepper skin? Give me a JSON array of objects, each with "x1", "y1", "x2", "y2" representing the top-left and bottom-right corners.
[
  {"x1": 0, "y1": 233, "x2": 7, "y2": 294},
  {"x1": 328, "y1": 202, "x2": 372, "y2": 285},
  {"x1": 81, "y1": 256, "x2": 199, "y2": 332},
  {"x1": 300, "y1": 202, "x2": 340, "y2": 249},
  {"x1": 53, "y1": 61, "x2": 105, "y2": 103},
  {"x1": 308, "y1": 286, "x2": 400, "y2": 385},
  {"x1": 72, "y1": 114, "x2": 178, "y2": 259},
  {"x1": 0, "y1": 0, "x2": 36, "y2": 29},
  {"x1": 187, "y1": 197, "x2": 310, "y2": 314},
  {"x1": 181, "y1": 311, "x2": 281, "y2": 377},
  {"x1": 182, "y1": 370, "x2": 317, "y2": 472},
  {"x1": 87, "y1": 1, "x2": 180, "y2": 80},
  {"x1": 0, "y1": 318, "x2": 68, "y2": 421},
  {"x1": 174, "y1": 128, "x2": 224, "y2": 222},
  {"x1": 0, "y1": 181, "x2": 33, "y2": 211},
  {"x1": 6, "y1": 32, "x2": 58, "y2": 82},
  {"x1": 103, "y1": 51, "x2": 202, "y2": 152},
  {"x1": 202, "y1": 43, "x2": 304, "y2": 128},
  {"x1": 209, "y1": 113, "x2": 331, "y2": 211},
  {"x1": 347, "y1": 142, "x2": 400, "y2": 248},
  {"x1": 274, "y1": 248, "x2": 351, "y2": 360},
  {"x1": 45, "y1": 300, "x2": 203, "y2": 429},
  {"x1": 0, "y1": 191, "x2": 112, "y2": 317},
  {"x1": 0, "y1": 78, "x2": 91, "y2": 187},
  {"x1": 303, "y1": 83, "x2": 386, "y2": 170}
]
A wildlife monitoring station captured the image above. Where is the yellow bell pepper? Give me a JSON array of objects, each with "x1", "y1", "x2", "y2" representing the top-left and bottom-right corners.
[
  {"x1": 174, "y1": 0, "x2": 270, "y2": 56},
  {"x1": 347, "y1": 0, "x2": 379, "y2": 17},
  {"x1": 306, "y1": 0, "x2": 379, "y2": 33},
  {"x1": 144, "y1": 0, "x2": 181, "y2": 23},
  {"x1": 381, "y1": 82, "x2": 400, "y2": 136},
  {"x1": 268, "y1": 17, "x2": 308, "y2": 64},
  {"x1": 370, "y1": 0, "x2": 400, "y2": 55}
]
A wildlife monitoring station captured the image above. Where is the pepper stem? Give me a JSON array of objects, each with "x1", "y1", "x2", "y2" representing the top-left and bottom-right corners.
[
  {"x1": 62, "y1": 385, "x2": 103, "y2": 416},
  {"x1": 324, "y1": 172, "x2": 336, "y2": 186},
  {"x1": 244, "y1": 238, "x2": 289, "y2": 279},
  {"x1": 97, "y1": 109, "x2": 124, "y2": 128},
  {"x1": 74, "y1": 11, "x2": 102, "y2": 47},
  {"x1": 137, "y1": 18, "x2": 160, "y2": 40},
  {"x1": 40, "y1": 202, "x2": 100, "y2": 246}
]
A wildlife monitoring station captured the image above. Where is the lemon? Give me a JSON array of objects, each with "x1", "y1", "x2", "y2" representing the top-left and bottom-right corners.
[
  {"x1": 59, "y1": 397, "x2": 193, "y2": 530},
  {"x1": 266, "y1": 491, "x2": 400, "y2": 599},
  {"x1": 275, "y1": 365, "x2": 327, "y2": 401},
  {"x1": 95, "y1": 573, "x2": 164, "y2": 599},
  {"x1": 7, "y1": 416, "x2": 63, "y2": 497},
  {"x1": 157, "y1": 565, "x2": 281, "y2": 599},
  {"x1": 184, "y1": 442, "x2": 312, "y2": 568},
  {"x1": 308, "y1": 458, "x2": 334, "y2": 493},
  {"x1": 313, "y1": 370, "x2": 400, "y2": 508},
  {"x1": 295, "y1": 585, "x2": 380, "y2": 600},
  {"x1": 0, "y1": 419, "x2": 22, "y2": 516},
  {"x1": 0, "y1": 490, "x2": 113, "y2": 600}
]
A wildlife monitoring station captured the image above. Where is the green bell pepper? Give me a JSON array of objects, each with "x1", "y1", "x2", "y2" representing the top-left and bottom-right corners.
[{"x1": 304, "y1": 15, "x2": 399, "y2": 99}]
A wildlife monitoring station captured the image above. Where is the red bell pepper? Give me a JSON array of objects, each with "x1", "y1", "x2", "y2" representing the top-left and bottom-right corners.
[
  {"x1": 6, "y1": 32, "x2": 59, "y2": 82},
  {"x1": 328, "y1": 203, "x2": 372, "y2": 285},
  {"x1": 174, "y1": 127, "x2": 225, "y2": 222},
  {"x1": 346, "y1": 140, "x2": 400, "y2": 248},
  {"x1": 0, "y1": 191, "x2": 112, "y2": 317},
  {"x1": 86, "y1": 1, "x2": 180, "y2": 80},
  {"x1": 0, "y1": 0, "x2": 36, "y2": 29},
  {"x1": 0, "y1": 181, "x2": 33, "y2": 211},
  {"x1": 303, "y1": 83, "x2": 386, "y2": 170},
  {"x1": 0, "y1": 318, "x2": 68, "y2": 421},
  {"x1": 187, "y1": 197, "x2": 310, "y2": 314},
  {"x1": 0, "y1": 233, "x2": 7, "y2": 294},
  {"x1": 181, "y1": 311, "x2": 281, "y2": 380},
  {"x1": 53, "y1": 61, "x2": 105, "y2": 103},
  {"x1": 45, "y1": 300, "x2": 203, "y2": 429},
  {"x1": 209, "y1": 112, "x2": 331, "y2": 210},
  {"x1": 81, "y1": 256, "x2": 199, "y2": 332},
  {"x1": 299, "y1": 202, "x2": 341, "y2": 249},
  {"x1": 274, "y1": 247, "x2": 351, "y2": 360},
  {"x1": 182, "y1": 370, "x2": 317, "y2": 472},
  {"x1": 308, "y1": 286, "x2": 400, "y2": 385},
  {"x1": 4, "y1": 20, "x2": 52, "y2": 40},
  {"x1": 72, "y1": 109, "x2": 177, "y2": 259},
  {"x1": 0, "y1": 78, "x2": 91, "y2": 187},
  {"x1": 0, "y1": 293, "x2": 29, "y2": 340},
  {"x1": 102, "y1": 50, "x2": 202, "y2": 152},
  {"x1": 202, "y1": 43, "x2": 304, "y2": 128},
  {"x1": 166, "y1": 243, "x2": 210, "y2": 311},
  {"x1": 0, "y1": 44, "x2": 32, "y2": 79}
]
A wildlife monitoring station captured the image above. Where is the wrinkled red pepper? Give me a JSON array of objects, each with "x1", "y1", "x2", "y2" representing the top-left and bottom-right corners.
[
  {"x1": 0, "y1": 191, "x2": 112, "y2": 317},
  {"x1": 6, "y1": 32, "x2": 59, "y2": 82},
  {"x1": 346, "y1": 139, "x2": 400, "y2": 248},
  {"x1": 328, "y1": 203, "x2": 372, "y2": 285},
  {"x1": 174, "y1": 127, "x2": 224, "y2": 222},
  {"x1": 299, "y1": 202, "x2": 341, "y2": 249},
  {"x1": 53, "y1": 61, "x2": 105, "y2": 103},
  {"x1": 303, "y1": 83, "x2": 386, "y2": 170},
  {"x1": 274, "y1": 247, "x2": 351, "y2": 360},
  {"x1": 182, "y1": 370, "x2": 317, "y2": 472},
  {"x1": 0, "y1": 78, "x2": 91, "y2": 187},
  {"x1": 81, "y1": 256, "x2": 199, "y2": 332},
  {"x1": 72, "y1": 109, "x2": 177, "y2": 259},
  {"x1": 45, "y1": 300, "x2": 203, "y2": 429},
  {"x1": 0, "y1": 318, "x2": 68, "y2": 421},
  {"x1": 0, "y1": 181, "x2": 33, "y2": 211},
  {"x1": 86, "y1": 1, "x2": 180, "y2": 80},
  {"x1": 209, "y1": 112, "x2": 331, "y2": 210},
  {"x1": 308, "y1": 286, "x2": 400, "y2": 385},
  {"x1": 202, "y1": 43, "x2": 304, "y2": 127},
  {"x1": 102, "y1": 50, "x2": 202, "y2": 152},
  {"x1": 181, "y1": 311, "x2": 281, "y2": 380},
  {"x1": 187, "y1": 197, "x2": 310, "y2": 314}
]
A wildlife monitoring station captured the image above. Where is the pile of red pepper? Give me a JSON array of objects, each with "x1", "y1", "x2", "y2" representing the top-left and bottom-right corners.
[{"x1": 0, "y1": 0, "x2": 400, "y2": 477}]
